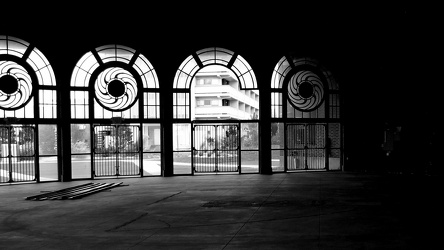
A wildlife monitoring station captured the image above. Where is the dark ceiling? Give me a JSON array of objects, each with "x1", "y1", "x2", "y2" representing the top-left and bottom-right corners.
[{"x1": 1, "y1": 2, "x2": 439, "y2": 125}]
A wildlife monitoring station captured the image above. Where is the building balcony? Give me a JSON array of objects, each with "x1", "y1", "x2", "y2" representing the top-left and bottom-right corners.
[
  {"x1": 194, "y1": 106, "x2": 254, "y2": 120},
  {"x1": 194, "y1": 85, "x2": 259, "y2": 109}
]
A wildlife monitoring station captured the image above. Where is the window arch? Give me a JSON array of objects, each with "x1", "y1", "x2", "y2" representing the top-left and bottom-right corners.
[
  {"x1": 172, "y1": 47, "x2": 257, "y2": 120},
  {"x1": 0, "y1": 35, "x2": 57, "y2": 119},
  {"x1": 271, "y1": 56, "x2": 339, "y2": 119},
  {"x1": 70, "y1": 44, "x2": 159, "y2": 120}
]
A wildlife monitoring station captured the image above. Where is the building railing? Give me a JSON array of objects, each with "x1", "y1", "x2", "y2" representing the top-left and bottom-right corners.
[
  {"x1": 194, "y1": 106, "x2": 252, "y2": 120},
  {"x1": 194, "y1": 85, "x2": 259, "y2": 109}
]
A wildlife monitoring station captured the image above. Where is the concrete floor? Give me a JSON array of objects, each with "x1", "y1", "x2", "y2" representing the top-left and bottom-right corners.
[{"x1": 0, "y1": 172, "x2": 441, "y2": 249}]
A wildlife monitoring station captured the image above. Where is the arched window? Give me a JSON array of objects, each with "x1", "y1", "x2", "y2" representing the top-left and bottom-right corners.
[
  {"x1": 71, "y1": 44, "x2": 159, "y2": 119},
  {"x1": 172, "y1": 47, "x2": 259, "y2": 175},
  {"x1": 173, "y1": 47, "x2": 257, "y2": 120},
  {"x1": 0, "y1": 35, "x2": 57, "y2": 119},
  {"x1": 0, "y1": 35, "x2": 58, "y2": 184},
  {"x1": 70, "y1": 45, "x2": 161, "y2": 179},
  {"x1": 271, "y1": 56, "x2": 339, "y2": 119},
  {"x1": 270, "y1": 55, "x2": 342, "y2": 172}
]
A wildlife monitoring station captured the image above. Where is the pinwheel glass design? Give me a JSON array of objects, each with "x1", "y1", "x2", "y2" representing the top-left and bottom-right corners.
[
  {"x1": 287, "y1": 70, "x2": 324, "y2": 112},
  {"x1": 94, "y1": 67, "x2": 138, "y2": 111},
  {"x1": 0, "y1": 61, "x2": 32, "y2": 110}
]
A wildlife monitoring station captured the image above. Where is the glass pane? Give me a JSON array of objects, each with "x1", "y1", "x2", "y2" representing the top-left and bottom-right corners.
[
  {"x1": 147, "y1": 93, "x2": 157, "y2": 105},
  {"x1": 241, "y1": 151, "x2": 258, "y2": 173},
  {"x1": 39, "y1": 90, "x2": 56, "y2": 118},
  {"x1": 329, "y1": 149, "x2": 341, "y2": 170},
  {"x1": 71, "y1": 67, "x2": 89, "y2": 87},
  {"x1": 7, "y1": 39, "x2": 29, "y2": 57},
  {"x1": 197, "y1": 50, "x2": 215, "y2": 65},
  {"x1": 215, "y1": 48, "x2": 233, "y2": 65},
  {"x1": 173, "y1": 123, "x2": 191, "y2": 151},
  {"x1": 147, "y1": 106, "x2": 156, "y2": 118},
  {"x1": 71, "y1": 124, "x2": 91, "y2": 154},
  {"x1": 134, "y1": 56, "x2": 150, "y2": 76},
  {"x1": 173, "y1": 151, "x2": 191, "y2": 175},
  {"x1": 142, "y1": 71, "x2": 158, "y2": 89},
  {"x1": 27, "y1": 49, "x2": 47, "y2": 71},
  {"x1": 14, "y1": 126, "x2": 34, "y2": 157},
  {"x1": 143, "y1": 153, "x2": 161, "y2": 176},
  {"x1": 177, "y1": 93, "x2": 186, "y2": 105},
  {"x1": 182, "y1": 56, "x2": 199, "y2": 76},
  {"x1": 143, "y1": 124, "x2": 161, "y2": 152},
  {"x1": 177, "y1": 107, "x2": 187, "y2": 118},
  {"x1": 75, "y1": 52, "x2": 99, "y2": 81},
  {"x1": 96, "y1": 45, "x2": 116, "y2": 63},
  {"x1": 272, "y1": 150, "x2": 285, "y2": 172},
  {"x1": 271, "y1": 123, "x2": 284, "y2": 149},
  {"x1": 175, "y1": 71, "x2": 188, "y2": 89},
  {"x1": 39, "y1": 156, "x2": 58, "y2": 181},
  {"x1": 116, "y1": 47, "x2": 134, "y2": 63},
  {"x1": 38, "y1": 125, "x2": 57, "y2": 155},
  {"x1": 72, "y1": 154, "x2": 91, "y2": 179},
  {"x1": 241, "y1": 123, "x2": 258, "y2": 150}
]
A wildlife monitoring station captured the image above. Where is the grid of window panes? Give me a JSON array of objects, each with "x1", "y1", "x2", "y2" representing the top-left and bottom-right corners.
[
  {"x1": 0, "y1": 36, "x2": 57, "y2": 119},
  {"x1": 39, "y1": 89, "x2": 57, "y2": 118},
  {"x1": 173, "y1": 93, "x2": 189, "y2": 119},
  {"x1": 271, "y1": 122, "x2": 285, "y2": 172},
  {"x1": 173, "y1": 55, "x2": 199, "y2": 89},
  {"x1": 38, "y1": 124, "x2": 59, "y2": 181},
  {"x1": 27, "y1": 49, "x2": 56, "y2": 86},
  {"x1": 271, "y1": 56, "x2": 291, "y2": 89},
  {"x1": 197, "y1": 47, "x2": 232, "y2": 65},
  {"x1": 172, "y1": 123, "x2": 192, "y2": 175},
  {"x1": 70, "y1": 45, "x2": 159, "y2": 120},
  {"x1": 143, "y1": 123, "x2": 161, "y2": 176},
  {"x1": 70, "y1": 91, "x2": 89, "y2": 119},
  {"x1": 230, "y1": 54, "x2": 257, "y2": 89},
  {"x1": 0, "y1": 35, "x2": 30, "y2": 56},
  {"x1": 144, "y1": 92, "x2": 160, "y2": 119},
  {"x1": 271, "y1": 92, "x2": 282, "y2": 118},
  {"x1": 0, "y1": 101, "x2": 34, "y2": 119},
  {"x1": 240, "y1": 123, "x2": 259, "y2": 173},
  {"x1": 96, "y1": 45, "x2": 135, "y2": 64},
  {"x1": 329, "y1": 92, "x2": 340, "y2": 119},
  {"x1": 70, "y1": 52, "x2": 99, "y2": 88},
  {"x1": 286, "y1": 100, "x2": 326, "y2": 119},
  {"x1": 71, "y1": 124, "x2": 92, "y2": 179},
  {"x1": 93, "y1": 99, "x2": 139, "y2": 119}
]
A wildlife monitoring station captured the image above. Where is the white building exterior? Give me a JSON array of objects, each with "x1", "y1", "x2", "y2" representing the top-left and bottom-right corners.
[{"x1": 191, "y1": 65, "x2": 259, "y2": 120}]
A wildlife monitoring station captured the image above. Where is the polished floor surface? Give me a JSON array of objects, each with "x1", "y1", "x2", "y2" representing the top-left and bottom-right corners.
[{"x1": 0, "y1": 172, "x2": 441, "y2": 249}]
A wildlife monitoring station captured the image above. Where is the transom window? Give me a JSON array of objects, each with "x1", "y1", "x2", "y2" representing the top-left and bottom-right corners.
[
  {"x1": 271, "y1": 56, "x2": 339, "y2": 119},
  {"x1": 70, "y1": 44, "x2": 159, "y2": 119},
  {"x1": 0, "y1": 35, "x2": 57, "y2": 119},
  {"x1": 172, "y1": 47, "x2": 257, "y2": 120}
]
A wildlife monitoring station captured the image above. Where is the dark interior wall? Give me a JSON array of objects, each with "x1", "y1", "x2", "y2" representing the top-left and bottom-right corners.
[{"x1": 1, "y1": 3, "x2": 439, "y2": 173}]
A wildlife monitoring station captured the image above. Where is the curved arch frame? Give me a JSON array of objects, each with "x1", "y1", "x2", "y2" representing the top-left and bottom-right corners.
[
  {"x1": 172, "y1": 47, "x2": 258, "y2": 121},
  {"x1": 271, "y1": 56, "x2": 340, "y2": 119},
  {"x1": 70, "y1": 44, "x2": 159, "y2": 120},
  {"x1": 173, "y1": 47, "x2": 257, "y2": 90},
  {"x1": 0, "y1": 35, "x2": 57, "y2": 118}
]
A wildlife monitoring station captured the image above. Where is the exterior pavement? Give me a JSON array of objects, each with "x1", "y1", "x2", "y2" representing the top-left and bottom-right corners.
[{"x1": 0, "y1": 172, "x2": 441, "y2": 249}]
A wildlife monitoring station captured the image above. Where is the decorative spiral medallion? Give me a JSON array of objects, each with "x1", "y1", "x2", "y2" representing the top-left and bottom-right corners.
[
  {"x1": 0, "y1": 61, "x2": 33, "y2": 110},
  {"x1": 287, "y1": 70, "x2": 325, "y2": 112},
  {"x1": 94, "y1": 67, "x2": 138, "y2": 111}
]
